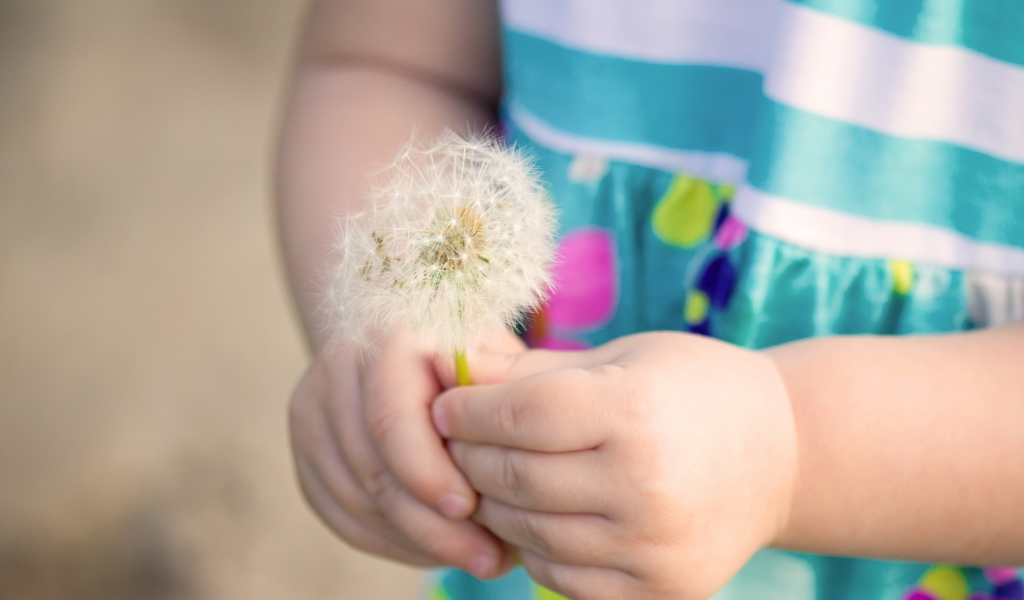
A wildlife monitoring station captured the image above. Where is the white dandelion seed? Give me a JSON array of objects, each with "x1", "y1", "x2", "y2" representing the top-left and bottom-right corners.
[{"x1": 329, "y1": 131, "x2": 556, "y2": 383}]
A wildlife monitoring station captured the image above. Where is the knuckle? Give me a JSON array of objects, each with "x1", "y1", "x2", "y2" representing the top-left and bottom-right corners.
[
  {"x1": 513, "y1": 513, "x2": 554, "y2": 558},
  {"x1": 593, "y1": 360, "x2": 630, "y2": 401},
  {"x1": 621, "y1": 458, "x2": 660, "y2": 505},
  {"x1": 611, "y1": 456, "x2": 675, "y2": 537},
  {"x1": 365, "y1": 402, "x2": 403, "y2": 448},
  {"x1": 363, "y1": 463, "x2": 397, "y2": 506},
  {"x1": 327, "y1": 479, "x2": 382, "y2": 522},
  {"x1": 496, "y1": 352, "x2": 522, "y2": 381},
  {"x1": 349, "y1": 499, "x2": 385, "y2": 525},
  {"x1": 552, "y1": 367, "x2": 599, "y2": 412},
  {"x1": 590, "y1": 362, "x2": 625, "y2": 387},
  {"x1": 608, "y1": 371, "x2": 652, "y2": 433},
  {"x1": 497, "y1": 395, "x2": 521, "y2": 438},
  {"x1": 500, "y1": 452, "x2": 526, "y2": 499}
]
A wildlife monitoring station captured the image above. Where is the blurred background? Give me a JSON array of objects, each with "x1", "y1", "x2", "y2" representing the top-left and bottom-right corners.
[{"x1": 0, "y1": 1, "x2": 422, "y2": 598}]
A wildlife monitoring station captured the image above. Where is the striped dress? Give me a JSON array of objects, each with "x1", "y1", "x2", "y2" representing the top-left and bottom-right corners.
[{"x1": 430, "y1": 1, "x2": 1024, "y2": 598}]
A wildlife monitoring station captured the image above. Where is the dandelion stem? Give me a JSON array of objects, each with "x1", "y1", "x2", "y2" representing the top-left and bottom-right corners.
[{"x1": 454, "y1": 347, "x2": 471, "y2": 386}]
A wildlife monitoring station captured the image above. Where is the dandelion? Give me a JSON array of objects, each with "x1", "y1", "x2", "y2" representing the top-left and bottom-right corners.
[{"x1": 329, "y1": 131, "x2": 556, "y2": 385}]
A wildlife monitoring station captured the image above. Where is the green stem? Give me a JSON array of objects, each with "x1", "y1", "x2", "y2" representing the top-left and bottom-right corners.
[{"x1": 454, "y1": 347, "x2": 471, "y2": 386}]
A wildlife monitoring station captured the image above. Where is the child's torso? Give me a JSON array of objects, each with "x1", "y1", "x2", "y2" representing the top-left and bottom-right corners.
[{"x1": 431, "y1": 1, "x2": 1024, "y2": 598}]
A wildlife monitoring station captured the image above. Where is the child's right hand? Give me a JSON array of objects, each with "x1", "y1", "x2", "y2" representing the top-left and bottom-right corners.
[{"x1": 288, "y1": 330, "x2": 517, "y2": 578}]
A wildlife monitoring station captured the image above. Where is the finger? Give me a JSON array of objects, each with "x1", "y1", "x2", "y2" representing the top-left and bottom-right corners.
[
  {"x1": 371, "y1": 468, "x2": 509, "y2": 579},
  {"x1": 297, "y1": 452, "x2": 424, "y2": 554},
  {"x1": 476, "y1": 328, "x2": 529, "y2": 354},
  {"x1": 291, "y1": 402, "x2": 413, "y2": 550},
  {"x1": 450, "y1": 442, "x2": 608, "y2": 513},
  {"x1": 432, "y1": 329, "x2": 529, "y2": 388},
  {"x1": 435, "y1": 342, "x2": 592, "y2": 389},
  {"x1": 520, "y1": 551, "x2": 634, "y2": 600},
  {"x1": 308, "y1": 419, "x2": 508, "y2": 578},
  {"x1": 360, "y1": 334, "x2": 478, "y2": 518},
  {"x1": 294, "y1": 456, "x2": 436, "y2": 566},
  {"x1": 296, "y1": 352, "x2": 377, "y2": 497},
  {"x1": 290, "y1": 366, "x2": 432, "y2": 557},
  {"x1": 315, "y1": 354, "x2": 395, "y2": 507},
  {"x1": 474, "y1": 497, "x2": 619, "y2": 569},
  {"x1": 433, "y1": 367, "x2": 616, "y2": 451},
  {"x1": 313, "y1": 353, "x2": 505, "y2": 574}
]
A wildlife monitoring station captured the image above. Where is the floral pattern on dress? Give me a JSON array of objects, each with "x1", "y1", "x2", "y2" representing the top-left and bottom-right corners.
[{"x1": 526, "y1": 227, "x2": 618, "y2": 349}]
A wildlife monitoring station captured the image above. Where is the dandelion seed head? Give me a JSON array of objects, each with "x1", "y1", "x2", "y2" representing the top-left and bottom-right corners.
[{"x1": 330, "y1": 131, "x2": 556, "y2": 352}]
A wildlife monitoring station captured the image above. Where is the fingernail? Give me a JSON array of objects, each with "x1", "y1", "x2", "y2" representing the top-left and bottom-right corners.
[
  {"x1": 467, "y1": 554, "x2": 495, "y2": 579},
  {"x1": 432, "y1": 404, "x2": 449, "y2": 437},
  {"x1": 438, "y1": 493, "x2": 470, "y2": 519}
]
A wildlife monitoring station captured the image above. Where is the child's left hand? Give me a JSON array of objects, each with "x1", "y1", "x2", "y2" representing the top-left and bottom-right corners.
[{"x1": 432, "y1": 332, "x2": 799, "y2": 599}]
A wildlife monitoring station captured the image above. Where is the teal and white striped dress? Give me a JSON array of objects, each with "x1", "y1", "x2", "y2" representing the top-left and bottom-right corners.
[{"x1": 430, "y1": 1, "x2": 1024, "y2": 598}]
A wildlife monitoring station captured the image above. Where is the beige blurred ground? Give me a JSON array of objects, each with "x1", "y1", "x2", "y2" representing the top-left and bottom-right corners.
[{"x1": 0, "y1": 1, "x2": 424, "y2": 598}]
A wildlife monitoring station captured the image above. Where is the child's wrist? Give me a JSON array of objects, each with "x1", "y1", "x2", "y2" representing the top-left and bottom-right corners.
[{"x1": 758, "y1": 346, "x2": 802, "y2": 551}]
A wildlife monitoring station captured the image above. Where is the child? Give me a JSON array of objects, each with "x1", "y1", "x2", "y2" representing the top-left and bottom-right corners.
[{"x1": 278, "y1": 0, "x2": 1024, "y2": 598}]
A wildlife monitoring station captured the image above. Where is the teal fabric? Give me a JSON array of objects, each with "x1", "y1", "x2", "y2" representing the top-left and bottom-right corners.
[
  {"x1": 714, "y1": 230, "x2": 971, "y2": 348},
  {"x1": 502, "y1": 134, "x2": 971, "y2": 348},
  {"x1": 504, "y1": 28, "x2": 1024, "y2": 250},
  {"x1": 504, "y1": 30, "x2": 761, "y2": 158},
  {"x1": 747, "y1": 102, "x2": 1024, "y2": 249},
  {"x1": 433, "y1": 567, "x2": 537, "y2": 600},
  {"x1": 432, "y1": 560, "x2": 996, "y2": 600},
  {"x1": 512, "y1": 132, "x2": 973, "y2": 352},
  {"x1": 527, "y1": 145, "x2": 694, "y2": 340},
  {"x1": 789, "y1": 0, "x2": 1024, "y2": 67}
]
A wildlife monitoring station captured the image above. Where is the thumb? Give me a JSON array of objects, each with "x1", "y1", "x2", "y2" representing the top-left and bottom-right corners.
[{"x1": 433, "y1": 341, "x2": 592, "y2": 389}]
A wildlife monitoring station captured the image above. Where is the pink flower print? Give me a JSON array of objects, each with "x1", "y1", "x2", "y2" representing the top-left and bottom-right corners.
[
  {"x1": 713, "y1": 215, "x2": 748, "y2": 251},
  {"x1": 985, "y1": 568, "x2": 1021, "y2": 586},
  {"x1": 527, "y1": 227, "x2": 618, "y2": 349}
]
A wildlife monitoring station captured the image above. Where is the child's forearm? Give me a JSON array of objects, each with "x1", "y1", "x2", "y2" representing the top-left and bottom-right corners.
[
  {"x1": 766, "y1": 323, "x2": 1024, "y2": 564},
  {"x1": 276, "y1": 0, "x2": 500, "y2": 348}
]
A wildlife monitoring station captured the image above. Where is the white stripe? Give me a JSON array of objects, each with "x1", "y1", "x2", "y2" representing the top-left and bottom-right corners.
[
  {"x1": 510, "y1": 104, "x2": 749, "y2": 185},
  {"x1": 765, "y1": 5, "x2": 1024, "y2": 164},
  {"x1": 732, "y1": 187, "x2": 1024, "y2": 276},
  {"x1": 512, "y1": 105, "x2": 1024, "y2": 276},
  {"x1": 503, "y1": 0, "x2": 1024, "y2": 164},
  {"x1": 967, "y1": 272, "x2": 1024, "y2": 328},
  {"x1": 501, "y1": 0, "x2": 779, "y2": 71}
]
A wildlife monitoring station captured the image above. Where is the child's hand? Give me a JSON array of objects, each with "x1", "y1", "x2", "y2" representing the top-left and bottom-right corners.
[
  {"x1": 432, "y1": 332, "x2": 798, "y2": 599},
  {"x1": 288, "y1": 330, "x2": 523, "y2": 578}
]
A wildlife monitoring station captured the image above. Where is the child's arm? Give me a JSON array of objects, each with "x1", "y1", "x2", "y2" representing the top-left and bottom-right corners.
[
  {"x1": 279, "y1": 0, "x2": 513, "y2": 577},
  {"x1": 278, "y1": 0, "x2": 501, "y2": 346},
  {"x1": 430, "y1": 324, "x2": 1024, "y2": 598},
  {"x1": 768, "y1": 322, "x2": 1024, "y2": 563}
]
